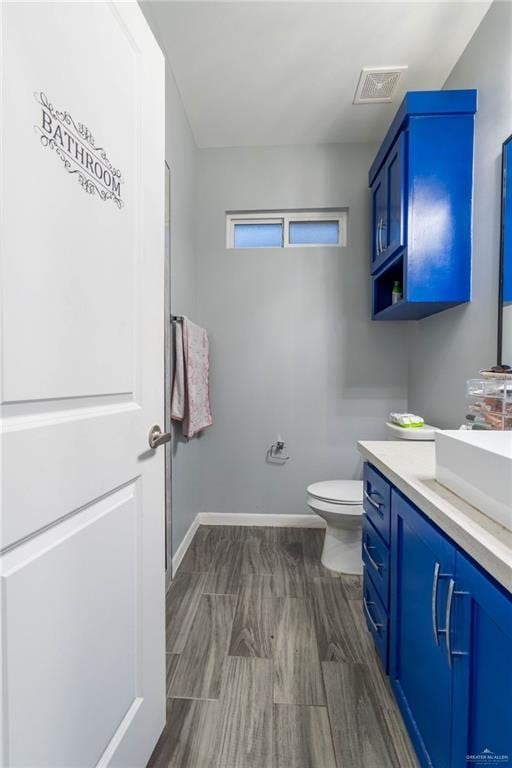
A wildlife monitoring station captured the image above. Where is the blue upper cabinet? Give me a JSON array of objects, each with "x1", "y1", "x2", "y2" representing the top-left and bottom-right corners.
[{"x1": 369, "y1": 90, "x2": 477, "y2": 320}]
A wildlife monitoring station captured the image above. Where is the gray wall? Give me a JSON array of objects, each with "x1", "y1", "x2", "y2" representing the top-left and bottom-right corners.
[
  {"x1": 163, "y1": 67, "x2": 202, "y2": 555},
  {"x1": 141, "y1": 4, "x2": 201, "y2": 559},
  {"x1": 408, "y1": 1, "x2": 512, "y2": 427},
  {"x1": 194, "y1": 144, "x2": 408, "y2": 517}
]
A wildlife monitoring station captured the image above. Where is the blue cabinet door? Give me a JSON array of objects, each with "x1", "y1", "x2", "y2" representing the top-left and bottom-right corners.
[
  {"x1": 382, "y1": 131, "x2": 406, "y2": 265},
  {"x1": 451, "y1": 553, "x2": 512, "y2": 767},
  {"x1": 390, "y1": 489, "x2": 455, "y2": 768},
  {"x1": 371, "y1": 131, "x2": 406, "y2": 274},
  {"x1": 371, "y1": 167, "x2": 387, "y2": 271}
]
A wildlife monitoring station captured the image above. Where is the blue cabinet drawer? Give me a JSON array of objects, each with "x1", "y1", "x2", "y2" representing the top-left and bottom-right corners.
[
  {"x1": 362, "y1": 514, "x2": 390, "y2": 609},
  {"x1": 363, "y1": 567, "x2": 389, "y2": 671},
  {"x1": 363, "y1": 463, "x2": 391, "y2": 544}
]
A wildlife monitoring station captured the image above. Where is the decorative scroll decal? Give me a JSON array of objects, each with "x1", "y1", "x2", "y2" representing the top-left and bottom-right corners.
[{"x1": 33, "y1": 92, "x2": 125, "y2": 208}]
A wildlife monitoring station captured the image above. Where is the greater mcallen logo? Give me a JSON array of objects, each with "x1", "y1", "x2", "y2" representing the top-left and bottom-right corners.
[
  {"x1": 34, "y1": 92, "x2": 124, "y2": 208},
  {"x1": 466, "y1": 747, "x2": 509, "y2": 764}
]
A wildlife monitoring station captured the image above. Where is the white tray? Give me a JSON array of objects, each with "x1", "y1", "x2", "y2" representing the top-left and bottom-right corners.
[{"x1": 386, "y1": 422, "x2": 438, "y2": 441}]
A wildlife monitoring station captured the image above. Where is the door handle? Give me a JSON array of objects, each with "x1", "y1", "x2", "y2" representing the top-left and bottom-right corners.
[
  {"x1": 444, "y1": 578, "x2": 469, "y2": 668},
  {"x1": 445, "y1": 578, "x2": 455, "y2": 666},
  {"x1": 148, "y1": 425, "x2": 172, "y2": 449},
  {"x1": 432, "y1": 561, "x2": 450, "y2": 645}
]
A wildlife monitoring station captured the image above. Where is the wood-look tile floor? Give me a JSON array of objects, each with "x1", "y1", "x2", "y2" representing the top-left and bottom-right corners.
[{"x1": 148, "y1": 526, "x2": 418, "y2": 768}]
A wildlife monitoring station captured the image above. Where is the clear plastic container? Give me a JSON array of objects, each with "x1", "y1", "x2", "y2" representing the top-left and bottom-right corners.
[{"x1": 465, "y1": 378, "x2": 512, "y2": 430}]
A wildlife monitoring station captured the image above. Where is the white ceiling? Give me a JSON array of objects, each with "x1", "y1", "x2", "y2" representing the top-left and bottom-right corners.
[{"x1": 144, "y1": 1, "x2": 491, "y2": 148}]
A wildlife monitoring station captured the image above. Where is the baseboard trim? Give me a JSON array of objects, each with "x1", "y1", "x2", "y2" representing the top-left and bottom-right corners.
[
  {"x1": 170, "y1": 513, "x2": 201, "y2": 581},
  {"x1": 197, "y1": 512, "x2": 326, "y2": 528},
  {"x1": 169, "y1": 511, "x2": 325, "y2": 587}
]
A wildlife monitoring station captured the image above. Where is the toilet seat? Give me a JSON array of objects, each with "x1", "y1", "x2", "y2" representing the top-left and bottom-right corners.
[{"x1": 307, "y1": 480, "x2": 363, "y2": 506}]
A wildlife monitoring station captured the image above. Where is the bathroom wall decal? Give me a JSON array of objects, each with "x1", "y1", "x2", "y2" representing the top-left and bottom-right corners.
[{"x1": 33, "y1": 91, "x2": 125, "y2": 208}]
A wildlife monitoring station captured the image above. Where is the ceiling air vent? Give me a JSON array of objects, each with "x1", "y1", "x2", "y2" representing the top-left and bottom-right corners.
[{"x1": 353, "y1": 66, "x2": 407, "y2": 104}]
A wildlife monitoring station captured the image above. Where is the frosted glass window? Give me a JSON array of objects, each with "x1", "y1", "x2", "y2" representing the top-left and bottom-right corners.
[
  {"x1": 234, "y1": 222, "x2": 283, "y2": 248},
  {"x1": 289, "y1": 220, "x2": 339, "y2": 245},
  {"x1": 227, "y1": 210, "x2": 347, "y2": 248}
]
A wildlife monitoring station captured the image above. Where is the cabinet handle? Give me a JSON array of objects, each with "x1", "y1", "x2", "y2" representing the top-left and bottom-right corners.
[
  {"x1": 444, "y1": 578, "x2": 469, "y2": 668},
  {"x1": 364, "y1": 489, "x2": 383, "y2": 512},
  {"x1": 377, "y1": 218, "x2": 383, "y2": 255},
  {"x1": 363, "y1": 596, "x2": 383, "y2": 635},
  {"x1": 363, "y1": 541, "x2": 383, "y2": 573},
  {"x1": 431, "y1": 561, "x2": 449, "y2": 645}
]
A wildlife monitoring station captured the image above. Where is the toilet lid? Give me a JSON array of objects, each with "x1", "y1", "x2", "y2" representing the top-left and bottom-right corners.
[{"x1": 307, "y1": 480, "x2": 363, "y2": 505}]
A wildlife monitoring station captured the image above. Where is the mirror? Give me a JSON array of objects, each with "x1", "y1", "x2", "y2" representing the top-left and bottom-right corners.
[{"x1": 498, "y1": 134, "x2": 512, "y2": 366}]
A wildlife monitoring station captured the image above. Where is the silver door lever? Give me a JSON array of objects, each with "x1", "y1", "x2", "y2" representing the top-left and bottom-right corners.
[{"x1": 148, "y1": 425, "x2": 172, "y2": 449}]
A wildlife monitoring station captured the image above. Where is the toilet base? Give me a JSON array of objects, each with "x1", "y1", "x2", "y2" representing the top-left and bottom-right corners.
[{"x1": 321, "y1": 524, "x2": 363, "y2": 575}]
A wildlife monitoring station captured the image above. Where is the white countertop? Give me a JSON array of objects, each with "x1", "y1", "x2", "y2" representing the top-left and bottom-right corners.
[{"x1": 358, "y1": 440, "x2": 512, "y2": 592}]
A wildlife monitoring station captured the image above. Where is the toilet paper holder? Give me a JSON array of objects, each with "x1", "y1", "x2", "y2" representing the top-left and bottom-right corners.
[{"x1": 267, "y1": 440, "x2": 291, "y2": 463}]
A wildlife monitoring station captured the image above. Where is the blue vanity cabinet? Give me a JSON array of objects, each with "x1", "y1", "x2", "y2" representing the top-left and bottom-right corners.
[
  {"x1": 450, "y1": 552, "x2": 512, "y2": 767},
  {"x1": 362, "y1": 463, "x2": 392, "y2": 671},
  {"x1": 390, "y1": 489, "x2": 456, "y2": 768},
  {"x1": 369, "y1": 90, "x2": 477, "y2": 320},
  {"x1": 361, "y1": 461, "x2": 512, "y2": 767}
]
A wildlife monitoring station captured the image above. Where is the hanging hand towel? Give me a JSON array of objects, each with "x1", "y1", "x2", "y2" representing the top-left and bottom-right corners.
[
  {"x1": 171, "y1": 320, "x2": 186, "y2": 421},
  {"x1": 171, "y1": 317, "x2": 213, "y2": 438}
]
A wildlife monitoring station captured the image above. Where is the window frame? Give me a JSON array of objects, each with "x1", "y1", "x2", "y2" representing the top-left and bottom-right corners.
[
  {"x1": 227, "y1": 214, "x2": 284, "y2": 250},
  {"x1": 226, "y1": 209, "x2": 347, "y2": 249}
]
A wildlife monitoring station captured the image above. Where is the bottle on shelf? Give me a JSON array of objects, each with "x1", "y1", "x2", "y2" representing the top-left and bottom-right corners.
[{"x1": 391, "y1": 280, "x2": 403, "y2": 305}]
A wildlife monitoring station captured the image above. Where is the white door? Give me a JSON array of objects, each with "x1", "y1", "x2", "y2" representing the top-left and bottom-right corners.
[{"x1": 0, "y1": 2, "x2": 166, "y2": 766}]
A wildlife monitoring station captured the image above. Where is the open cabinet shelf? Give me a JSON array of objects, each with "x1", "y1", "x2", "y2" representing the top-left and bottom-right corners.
[{"x1": 372, "y1": 250, "x2": 466, "y2": 320}]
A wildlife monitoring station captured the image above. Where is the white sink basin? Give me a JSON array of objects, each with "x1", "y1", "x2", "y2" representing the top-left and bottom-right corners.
[{"x1": 435, "y1": 430, "x2": 512, "y2": 531}]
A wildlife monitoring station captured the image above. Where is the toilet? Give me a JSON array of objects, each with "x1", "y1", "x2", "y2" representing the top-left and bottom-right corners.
[{"x1": 307, "y1": 480, "x2": 364, "y2": 575}]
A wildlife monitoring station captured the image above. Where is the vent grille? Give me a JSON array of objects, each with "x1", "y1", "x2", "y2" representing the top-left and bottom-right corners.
[{"x1": 353, "y1": 67, "x2": 407, "y2": 104}]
